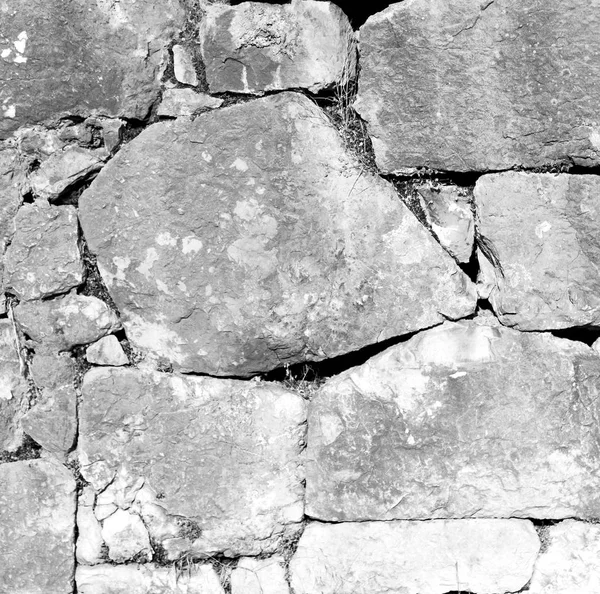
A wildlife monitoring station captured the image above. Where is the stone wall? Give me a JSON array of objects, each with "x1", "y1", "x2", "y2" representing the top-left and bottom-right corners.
[{"x1": 1, "y1": 1, "x2": 600, "y2": 592}]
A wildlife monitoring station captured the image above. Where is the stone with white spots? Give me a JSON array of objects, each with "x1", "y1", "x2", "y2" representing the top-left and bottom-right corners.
[
  {"x1": 231, "y1": 556, "x2": 290, "y2": 594},
  {"x1": 86, "y1": 335, "x2": 128, "y2": 366},
  {"x1": 101, "y1": 508, "x2": 152, "y2": 563},
  {"x1": 157, "y1": 89, "x2": 223, "y2": 118},
  {"x1": 0, "y1": 458, "x2": 76, "y2": 594},
  {"x1": 4, "y1": 202, "x2": 83, "y2": 301},
  {"x1": 200, "y1": 0, "x2": 356, "y2": 94},
  {"x1": 78, "y1": 367, "x2": 307, "y2": 557},
  {"x1": 76, "y1": 564, "x2": 225, "y2": 594},
  {"x1": 173, "y1": 44, "x2": 198, "y2": 87},
  {"x1": 290, "y1": 520, "x2": 540, "y2": 594},
  {"x1": 306, "y1": 320, "x2": 600, "y2": 521},
  {"x1": 79, "y1": 92, "x2": 476, "y2": 376},
  {"x1": 355, "y1": 0, "x2": 600, "y2": 172},
  {"x1": 476, "y1": 173, "x2": 600, "y2": 330}
]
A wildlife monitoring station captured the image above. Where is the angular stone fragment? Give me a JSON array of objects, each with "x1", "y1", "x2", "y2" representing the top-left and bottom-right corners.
[
  {"x1": 173, "y1": 45, "x2": 198, "y2": 87},
  {"x1": 101, "y1": 508, "x2": 152, "y2": 562},
  {"x1": 157, "y1": 89, "x2": 224, "y2": 117},
  {"x1": 0, "y1": 0, "x2": 184, "y2": 138},
  {"x1": 232, "y1": 557, "x2": 290, "y2": 594},
  {"x1": 0, "y1": 458, "x2": 76, "y2": 594},
  {"x1": 28, "y1": 146, "x2": 106, "y2": 201},
  {"x1": 79, "y1": 92, "x2": 476, "y2": 376},
  {"x1": 99, "y1": 119, "x2": 125, "y2": 154},
  {"x1": 306, "y1": 320, "x2": 600, "y2": 521},
  {"x1": 0, "y1": 318, "x2": 28, "y2": 451},
  {"x1": 78, "y1": 368, "x2": 306, "y2": 557},
  {"x1": 200, "y1": 1, "x2": 356, "y2": 94},
  {"x1": 76, "y1": 564, "x2": 225, "y2": 594},
  {"x1": 77, "y1": 486, "x2": 105, "y2": 565},
  {"x1": 86, "y1": 335, "x2": 128, "y2": 366},
  {"x1": 528, "y1": 520, "x2": 600, "y2": 594},
  {"x1": 418, "y1": 185, "x2": 474, "y2": 263},
  {"x1": 355, "y1": 0, "x2": 600, "y2": 172},
  {"x1": 5, "y1": 202, "x2": 83, "y2": 301},
  {"x1": 15, "y1": 293, "x2": 121, "y2": 351},
  {"x1": 476, "y1": 173, "x2": 600, "y2": 330},
  {"x1": 290, "y1": 520, "x2": 540, "y2": 594}
]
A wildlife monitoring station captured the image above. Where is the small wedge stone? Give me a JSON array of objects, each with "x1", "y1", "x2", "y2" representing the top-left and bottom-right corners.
[
  {"x1": 86, "y1": 335, "x2": 128, "y2": 366},
  {"x1": 172, "y1": 44, "x2": 198, "y2": 86}
]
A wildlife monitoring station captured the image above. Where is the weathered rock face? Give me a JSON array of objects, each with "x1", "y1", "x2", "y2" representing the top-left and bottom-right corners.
[
  {"x1": 306, "y1": 321, "x2": 600, "y2": 521},
  {"x1": 289, "y1": 520, "x2": 540, "y2": 594},
  {"x1": 157, "y1": 89, "x2": 224, "y2": 118},
  {"x1": 0, "y1": 458, "x2": 76, "y2": 594},
  {"x1": 528, "y1": 520, "x2": 600, "y2": 593},
  {"x1": 77, "y1": 486, "x2": 104, "y2": 565},
  {"x1": 200, "y1": 1, "x2": 356, "y2": 94},
  {"x1": 355, "y1": 0, "x2": 600, "y2": 172},
  {"x1": 4, "y1": 202, "x2": 83, "y2": 301},
  {"x1": 0, "y1": 0, "x2": 184, "y2": 139},
  {"x1": 476, "y1": 173, "x2": 600, "y2": 330},
  {"x1": 78, "y1": 368, "x2": 307, "y2": 557},
  {"x1": 231, "y1": 557, "x2": 290, "y2": 594},
  {"x1": 79, "y1": 92, "x2": 476, "y2": 376},
  {"x1": 86, "y1": 335, "x2": 128, "y2": 366}
]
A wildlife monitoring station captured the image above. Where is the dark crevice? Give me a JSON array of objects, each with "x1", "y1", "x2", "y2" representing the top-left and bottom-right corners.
[
  {"x1": 21, "y1": 190, "x2": 34, "y2": 204},
  {"x1": 383, "y1": 170, "x2": 483, "y2": 188},
  {"x1": 51, "y1": 177, "x2": 95, "y2": 207},
  {"x1": 113, "y1": 328, "x2": 141, "y2": 366},
  {"x1": 0, "y1": 434, "x2": 42, "y2": 464},
  {"x1": 120, "y1": 119, "x2": 146, "y2": 145},
  {"x1": 459, "y1": 248, "x2": 479, "y2": 283},
  {"x1": 550, "y1": 326, "x2": 600, "y2": 347}
]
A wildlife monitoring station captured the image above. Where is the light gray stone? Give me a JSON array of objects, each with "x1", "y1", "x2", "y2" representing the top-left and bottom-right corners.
[
  {"x1": 15, "y1": 293, "x2": 121, "y2": 351},
  {"x1": 101, "y1": 508, "x2": 152, "y2": 563},
  {"x1": 76, "y1": 564, "x2": 225, "y2": 594},
  {"x1": 306, "y1": 320, "x2": 600, "y2": 521},
  {"x1": 78, "y1": 367, "x2": 307, "y2": 557},
  {"x1": 79, "y1": 92, "x2": 476, "y2": 376},
  {"x1": 76, "y1": 486, "x2": 105, "y2": 565},
  {"x1": 4, "y1": 202, "x2": 83, "y2": 301},
  {"x1": 290, "y1": 520, "x2": 540, "y2": 594},
  {"x1": 355, "y1": 0, "x2": 600, "y2": 172},
  {"x1": 528, "y1": 520, "x2": 600, "y2": 594},
  {"x1": 232, "y1": 557, "x2": 289, "y2": 594},
  {"x1": 476, "y1": 173, "x2": 600, "y2": 330},
  {"x1": 173, "y1": 44, "x2": 198, "y2": 87},
  {"x1": 86, "y1": 335, "x2": 128, "y2": 366},
  {"x1": 0, "y1": 0, "x2": 184, "y2": 139},
  {"x1": 200, "y1": 0, "x2": 356, "y2": 94},
  {"x1": 0, "y1": 458, "x2": 76, "y2": 594},
  {"x1": 157, "y1": 89, "x2": 224, "y2": 117},
  {"x1": 99, "y1": 119, "x2": 125, "y2": 154}
]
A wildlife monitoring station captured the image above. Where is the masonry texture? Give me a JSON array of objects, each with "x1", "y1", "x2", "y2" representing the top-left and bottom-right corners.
[{"x1": 1, "y1": 1, "x2": 600, "y2": 593}]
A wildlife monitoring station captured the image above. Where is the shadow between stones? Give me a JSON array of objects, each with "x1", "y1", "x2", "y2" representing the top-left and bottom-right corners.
[
  {"x1": 550, "y1": 326, "x2": 600, "y2": 347},
  {"x1": 0, "y1": 435, "x2": 42, "y2": 464}
]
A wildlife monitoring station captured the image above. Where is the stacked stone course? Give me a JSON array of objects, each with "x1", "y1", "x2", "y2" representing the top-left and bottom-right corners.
[{"x1": 1, "y1": 1, "x2": 600, "y2": 593}]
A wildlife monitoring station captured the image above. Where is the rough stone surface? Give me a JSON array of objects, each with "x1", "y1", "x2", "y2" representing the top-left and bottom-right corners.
[
  {"x1": 79, "y1": 92, "x2": 476, "y2": 376},
  {"x1": 173, "y1": 45, "x2": 198, "y2": 87},
  {"x1": 476, "y1": 172, "x2": 600, "y2": 330},
  {"x1": 290, "y1": 520, "x2": 539, "y2": 594},
  {"x1": 232, "y1": 556, "x2": 290, "y2": 594},
  {"x1": 86, "y1": 335, "x2": 128, "y2": 366},
  {"x1": 101, "y1": 508, "x2": 152, "y2": 563},
  {"x1": 99, "y1": 119, "x2": 125, "y2": 154},
  {"x1": 200, "y1": 0, "x2": 356, "y2": 94},
  {"x1": 0, "y1": 458, "x2": 76, "y2": 594},
  {"x1": 15, "y1": 293, "x2": 121, "y2": 351},
  {"x1": 418, "y1": 185, "x2": 474, "y2": 263},
  {"x1": 157, "y1": 89, "x2": 224, "y2": 117},
  {"x1": 355, "y1": 0, "x2": 600, "y2": 172},
  {"x1": 76, "y1": 564, "x2": 225, "y2": 594},
  {"x1": 306, "y1": 320, "x2": 600, "y2": 521},
  {"x1": 78, "y1": 367, "x2": 307, "y2": 557},
  {"x1": 0, "y1": 318, "x2": 28, "y2": 451},
  {"x1": 4, "y1": 202, "x2": 83, "y2": 301},
  {"x1": 0, "y1": 0, "x2": 184, "y2": 138},
  {"x1": 528, "y1": 521, "x2": 600, "y2": 593},
  {"x1": 28, "y1": 146, "x2": 106, "y2": 201},
  {"x1": 77, "y1": 486, "x2": 104, "y2": 565}
]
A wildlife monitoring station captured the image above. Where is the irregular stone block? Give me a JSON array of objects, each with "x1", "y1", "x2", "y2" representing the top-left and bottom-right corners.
[
  {"x1": 86, "y1": 335, "x2": 128, "y2": 366},
  {"x1": 79, "y1": 92, "x2": 476, "y2": 376},
  {"x1": 98, "y1": 119, "x2": 125, "y2": 154},
  {"x1": 0, "y1": 458, "x2": 76, "y2": 594},
  {"x1": 101, "y1": 508, "x2": 152, "y2": 563},
  {"x1": 157, "y1": 89, "x2": 224, "y2": 117},
  {"x1": 232, "y1": 557, "x2": 290, "y2": 594},
  {"x1": 418, "y1": 185, "x2": 474, "y2": 263},
  {"x1": 0, "y1": 0, "x2": 184, "y2": 138},
  {"x1": 76, "y1": 564, "x2": 225, "y2": 594},
  {"x1": 77, "y1": 486, "x2": 105, "y2": 565},
  {"x1": 15, "y1": 293, "x2": 121, "y2": 351},
  {"x1": 306, "y1": 320, "x2": 600, "y2": 521},
  {"x1": 528, "y1": 520, "x2": 600, "y2": 594},
  {"x1": 173, "y1": 45, "x2": 198, "y2": 87},
  {"x1": 476, "y1": 172, "x2": 600, "y2": 330},
  {"x1": 200, "y1": 1, "x2": 356, "y2": 94},
  {"x1": 290, "y1": 520, "x2": 540, "y2": 594},
  {"x1": 78, "y1": 368, "x2": 307, "y2": 557},
  {"x1": 5, "y1": 202, "x2": 83, "y2": 301},
  {"x1": 355, "y1": 0, "x2": 600, "y2": 172}
]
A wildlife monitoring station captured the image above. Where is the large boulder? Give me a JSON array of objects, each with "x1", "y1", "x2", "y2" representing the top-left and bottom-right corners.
[
  {"x1": 79, "y1": 92, "x2": 476, "y2": 376},
  {"x1": 476, "y1": 172, "x2": 600, "y2": 330},
  {"x1": 289, "y1": 520, "x2": 540, "y2": 594},
  {"x1": 0, "y1": 0, "x2": 184, "y2": 138},
  {"x1": 306, "y1": 320, "x2": 600, "y2": 521},
  {"x1": 0, "y1": 458, "x2": 76, "y2": 594},
  {"x1": 355, "y1": 0, "x2": 600, "y2": 172},
  {"x1": 77, "y1": 368, "x2": 307, "y2": 557}
]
